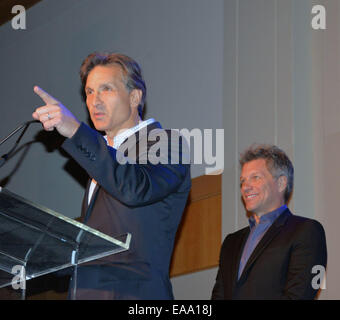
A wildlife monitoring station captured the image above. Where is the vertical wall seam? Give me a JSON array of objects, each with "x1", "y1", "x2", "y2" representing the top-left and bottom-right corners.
[
  {"x1": 234, "y1": 0, "x2": 239, "y2": 231},
  {"x1": 274, "y1": 0, "x2": 278, "y2": 145}
]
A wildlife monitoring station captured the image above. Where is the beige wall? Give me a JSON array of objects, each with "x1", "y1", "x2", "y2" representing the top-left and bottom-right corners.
[
  {"x1": 223, "y1": 0, "x2": 294, "y2": 238},
  {"x1": 223, "y1": 0, "x2": 339, "y2": 299},
  {"x1": 308, "y1": 0, "x2": 340, "y2": 300}
]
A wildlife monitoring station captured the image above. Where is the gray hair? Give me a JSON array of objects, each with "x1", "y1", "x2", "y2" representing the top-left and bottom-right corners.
[
  {"x1": 239, "y1": 144, "x2": 294, "y2": 203},
  {"x1": 80, "y1": 52, "x2": 146, "y2": 118}
]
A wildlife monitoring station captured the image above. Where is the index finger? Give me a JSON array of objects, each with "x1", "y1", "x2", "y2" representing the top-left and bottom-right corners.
[{"x1": 34, "y1": 86, "x2": 59, "y2": 105}]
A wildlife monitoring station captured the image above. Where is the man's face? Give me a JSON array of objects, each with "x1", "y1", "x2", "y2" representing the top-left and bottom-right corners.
[
  {"x1": 240, "y1": 158, "x2": 285, "y2": 216},
  {"x1": 85, "y1": 64, "x2": 135, "y2": 138}
]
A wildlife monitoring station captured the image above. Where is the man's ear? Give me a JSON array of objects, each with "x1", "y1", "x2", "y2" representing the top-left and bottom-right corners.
[
  {"x1": 277, "y1": 175, "x2": 288, "y2": 194},
  {"x1": 129, "y1": 89, "x2": 142, "y2": 109}
]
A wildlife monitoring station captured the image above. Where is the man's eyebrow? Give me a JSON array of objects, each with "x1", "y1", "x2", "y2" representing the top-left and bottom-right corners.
[
  {"x1": 99, "y1": 82, "x2": 115, "y2": 87},
  {"x1": 240, "y1": 171, "x2": 262, "y2": 180}
]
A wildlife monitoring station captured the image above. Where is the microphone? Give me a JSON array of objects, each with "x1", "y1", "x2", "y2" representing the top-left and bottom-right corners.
[{"x1": 0, "y1": 120, "x2": 40, "y2": 168}]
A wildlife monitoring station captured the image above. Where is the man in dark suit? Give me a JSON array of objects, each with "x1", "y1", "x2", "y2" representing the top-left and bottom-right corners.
[
  {"x1": 32, "y1": 52, "x2": 191, "y2": 299},
  {"x1": 212, "y1": 144, "x2": 327, "y2": 300}
]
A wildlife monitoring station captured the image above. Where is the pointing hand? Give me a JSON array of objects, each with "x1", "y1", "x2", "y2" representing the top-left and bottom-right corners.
[{"x1": 32, "y1": 86, "x2": 80, "y2": 138}]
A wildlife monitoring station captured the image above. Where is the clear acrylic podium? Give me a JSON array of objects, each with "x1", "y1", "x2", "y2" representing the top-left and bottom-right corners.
[{"x1": 0, "y1": 187, "x2": 131, "y2": 299}]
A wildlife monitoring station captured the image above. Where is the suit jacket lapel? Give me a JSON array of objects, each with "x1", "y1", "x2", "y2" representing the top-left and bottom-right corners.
[
  {"x1": 119, "y1": 121, "x2": 162, "y2": 163},
  {"x1": 82, "y1": 121, "x2": 162, "y2": 223},
  {"x1": 134, "y1": 121, "x2": 162, "y2": 157},
  {"x1": 238, "y1": 209, "x2": 292, "y2": 283},
  {"x1": 232, "y1": 228, "x2": 250, "y2": 287}
]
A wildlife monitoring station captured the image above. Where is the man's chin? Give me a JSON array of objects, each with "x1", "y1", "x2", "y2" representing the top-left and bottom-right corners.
[
  {"x1": 92, "y1": 121, "x2": 107, "y2": 132},
  {"x1": 245, "y1": 203, "x2": 257, "y2": 212}
]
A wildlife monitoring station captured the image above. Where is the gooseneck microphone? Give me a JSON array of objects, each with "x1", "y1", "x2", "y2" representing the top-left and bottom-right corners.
[{"x1": 0, "y1": 120, "x2": 40, "y2": 168}]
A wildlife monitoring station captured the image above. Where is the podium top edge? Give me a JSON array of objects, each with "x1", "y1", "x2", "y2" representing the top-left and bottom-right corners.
[{"x1": 0, "y1": 187, "x2": 131, "y2": 250}]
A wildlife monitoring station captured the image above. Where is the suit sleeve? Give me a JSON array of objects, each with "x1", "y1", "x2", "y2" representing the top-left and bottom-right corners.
[
  {"x1": 62, "y1": 122, "x2": 190, "y2": 207},
  {"x1": 282, "y1": 220, "x2": 327, "y2": 300}
]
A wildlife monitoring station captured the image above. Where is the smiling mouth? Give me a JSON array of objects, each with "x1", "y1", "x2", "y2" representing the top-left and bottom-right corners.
[{"x1": 244, "y1": 194, "x2": 258, "y2": 200}]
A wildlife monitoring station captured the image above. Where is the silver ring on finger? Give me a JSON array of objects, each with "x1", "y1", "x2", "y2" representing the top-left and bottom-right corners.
[{"x1": 47, "y1": 113, "x2": 51, "y2": 120}]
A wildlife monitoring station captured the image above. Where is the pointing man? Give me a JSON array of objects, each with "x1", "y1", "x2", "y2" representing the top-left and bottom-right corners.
[{"x1": 33, "y1": 52, "x2": 191, "y2": 299}]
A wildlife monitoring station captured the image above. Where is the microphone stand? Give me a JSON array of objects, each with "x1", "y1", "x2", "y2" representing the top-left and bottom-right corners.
[{"x1": 0, "y1": 120, "x2": 40, "y2": 168}]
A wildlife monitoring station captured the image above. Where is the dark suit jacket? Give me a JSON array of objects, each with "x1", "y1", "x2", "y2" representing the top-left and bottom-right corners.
[
  {"x1": 211, "y1": 209, "x2": 327, "y2": 300},
  {"x1": 62, "y1": 121, "x2": 191, "y2": 299}
]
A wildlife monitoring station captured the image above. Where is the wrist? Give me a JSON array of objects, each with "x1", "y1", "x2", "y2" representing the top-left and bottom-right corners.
[{"x1": 69, "y1": 121, "x2": 81, "y2": 138}]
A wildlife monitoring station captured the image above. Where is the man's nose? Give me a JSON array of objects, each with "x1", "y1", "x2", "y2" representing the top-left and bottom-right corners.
[
  {"x1": 89, "y1": 92, "x2": 104, "y2": 110},
  {"x1": 93, "y1": 91, "x2": 103, "y2": 106},
  {"x1": 241, "y1": 180, "x2": 252, "y2": 192}
]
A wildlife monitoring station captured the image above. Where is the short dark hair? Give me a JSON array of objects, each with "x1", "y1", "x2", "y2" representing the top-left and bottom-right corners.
[
  {"x1": 80, "y1": 52, "x2": 146, "y2": 118},
  {"x1": 239, "y1": 144, "x2": 294, "y2": 203}
]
